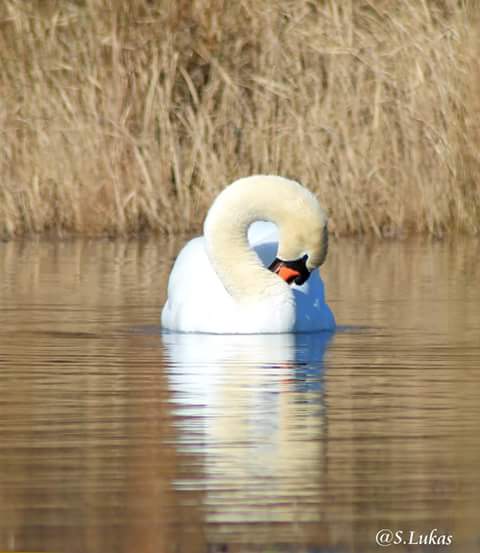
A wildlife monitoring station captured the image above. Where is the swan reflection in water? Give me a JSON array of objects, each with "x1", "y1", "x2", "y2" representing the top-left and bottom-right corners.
[{"x1": 162, "y1": 331, "x2": 334, "y2": 542}]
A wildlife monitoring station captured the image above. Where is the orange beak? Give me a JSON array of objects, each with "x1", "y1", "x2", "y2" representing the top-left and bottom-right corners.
[
  {"x1": 275, "y1": 265, "x2": 301, "y2": 284},
  {"x1": 268, "y1": 255, "x2": 311, "y2": 286}
]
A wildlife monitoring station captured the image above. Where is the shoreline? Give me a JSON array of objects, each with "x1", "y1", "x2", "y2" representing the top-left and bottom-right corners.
[{"x1": 1, "y1": 2, "x2": 479, "y2": 238}]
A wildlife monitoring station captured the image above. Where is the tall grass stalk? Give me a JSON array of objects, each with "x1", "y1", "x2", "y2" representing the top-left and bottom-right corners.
[{"x1": 1, "y1": 0, "x2": 479, "y2": 238}]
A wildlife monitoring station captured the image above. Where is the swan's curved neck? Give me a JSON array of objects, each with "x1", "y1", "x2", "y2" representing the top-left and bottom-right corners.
[{"x1": 204, "y1": 175, "x2": 311, "y2": 301}]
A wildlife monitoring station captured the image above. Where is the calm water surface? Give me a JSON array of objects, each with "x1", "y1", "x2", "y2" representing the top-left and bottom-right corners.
[{"x1": 1, "y1": 238, "x2": 479, "y2": 553}]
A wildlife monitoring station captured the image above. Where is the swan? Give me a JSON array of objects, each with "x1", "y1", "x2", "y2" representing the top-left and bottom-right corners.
[{"x1": 161, "y1": 175, "x2": 335, "y2": 333}]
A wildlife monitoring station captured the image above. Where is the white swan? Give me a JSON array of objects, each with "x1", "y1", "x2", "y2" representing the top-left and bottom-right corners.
[{"x1": 161, "y1": 175, "x2": 335, "y2": 333}]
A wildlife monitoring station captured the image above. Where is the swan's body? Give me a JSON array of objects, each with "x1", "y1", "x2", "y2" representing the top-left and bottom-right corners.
[{"x1": 161, "y1": 175, "x2": 335, "y2": 334}]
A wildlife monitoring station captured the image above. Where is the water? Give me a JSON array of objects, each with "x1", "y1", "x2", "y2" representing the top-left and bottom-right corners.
[{"x1": 1, "y1": 238, "x2": 479, "y2": 553}]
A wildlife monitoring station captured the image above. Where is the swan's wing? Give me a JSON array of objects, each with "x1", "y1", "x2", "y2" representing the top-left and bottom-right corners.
[
  {"x1": 164, "y1": 237, "x2": 212, "y2": 298},
  {"x1": 161, "y1": 237, "x2": 233, "y2": 331}
]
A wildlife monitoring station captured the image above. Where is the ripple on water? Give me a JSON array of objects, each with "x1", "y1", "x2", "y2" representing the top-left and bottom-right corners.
[{"x1": 0, "y1": 238, "x2": 479, "y2": 553}]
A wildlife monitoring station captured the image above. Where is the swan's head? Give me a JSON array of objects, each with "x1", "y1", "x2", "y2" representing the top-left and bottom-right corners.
[
  {"x1": 268, "y1": 189, "x2": 329, "y2": 286},
  {"x1": 203, "y1": 174, "x2": 329, "y2": 296}
]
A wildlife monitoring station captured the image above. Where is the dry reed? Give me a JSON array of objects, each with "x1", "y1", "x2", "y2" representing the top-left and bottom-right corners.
[{"x1": 1, "y1": 0, "x2": 479, "y2": 239}]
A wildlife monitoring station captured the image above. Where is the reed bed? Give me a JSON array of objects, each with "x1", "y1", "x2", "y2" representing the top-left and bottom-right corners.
[{"x1": 1, "y1": 0, "x2": 479, "y2": 238}]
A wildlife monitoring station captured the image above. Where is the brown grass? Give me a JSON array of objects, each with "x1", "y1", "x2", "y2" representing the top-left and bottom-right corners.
[{"x1": 1, "y1": 0, "x2": 479, "y2": 239}]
